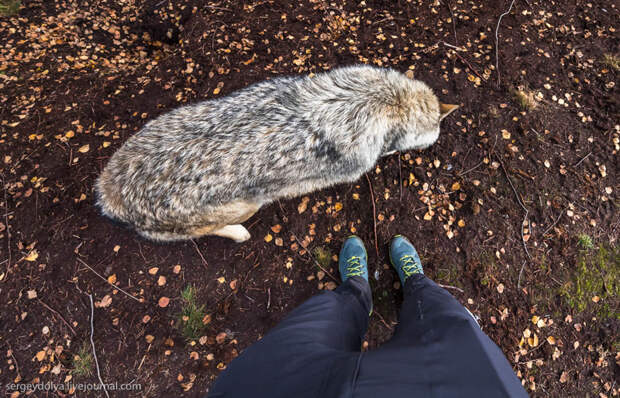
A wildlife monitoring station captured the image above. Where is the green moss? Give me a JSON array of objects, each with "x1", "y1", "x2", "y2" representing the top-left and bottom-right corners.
[
  {"x1": 435, "y1": 263, "x2": 462, "y2": 288},
  {"x1": 560, "y1": 245, "x2": 619, "y2": 319},
  {"x1": 71, "y1": 342, "x2": 94, "y2": 378},
  {"x1": 577, "y1": 234, "x2": 594, "y2": 250},
  {"x1": 0, "y1": 0, "x2": 20, "y2": 16},
  {"x1": 178, "y1": 285, "x2": 207, "y2": 340},
  {"x1": 601, "y1": 54, "x2": 620, "y2": 71},
  {"x1": 312, "y1": 246, "x2": 333, "y2": 269}
]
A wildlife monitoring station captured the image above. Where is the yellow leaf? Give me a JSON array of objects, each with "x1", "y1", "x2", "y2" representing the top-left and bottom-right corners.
[
  {"x1": 78, "y1": 144, "x2": 89, "y2": 153},
  {"x1": 547, "y1": 336, "x2": 556, "y2": 345},
  {"x1": 25, "y1": 250, "x2": 39, "y2": 262},
  {"x1": 264, "y1": 233, "x2": 273, "y2": 242},
  {"x1": 107, "y1": 274, "x2": 117, "y2": 284},
  {"x1": 36, "y1": 350, "x2": 46, "y2": 361},
  {"x1": 334, "y1": 202, "x2": 343, "y2": 212},
  {"x1": 451, "y1": 182, "x2": 461, "y2": 191}
]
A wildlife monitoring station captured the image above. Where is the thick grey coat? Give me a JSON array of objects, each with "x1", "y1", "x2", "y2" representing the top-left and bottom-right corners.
[{"x1": 96, "y1": 65, "x2": 457, "y2": 242}]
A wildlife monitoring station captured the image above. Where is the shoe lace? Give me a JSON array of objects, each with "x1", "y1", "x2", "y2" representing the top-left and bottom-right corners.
[
  {"x1": 345, "y1": 256, "x2": 364, "y2": 277},
  {"x1": 400, "y1": 255, "x2": 421, "y2": 277}
]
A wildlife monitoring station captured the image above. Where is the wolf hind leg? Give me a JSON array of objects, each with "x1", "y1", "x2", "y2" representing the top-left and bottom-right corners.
[
  {"x1": 189, "y1": 200, "x2": 261, "y2": 242},
  {"x1": 210, "y1": 224, "x2": 251, "y2": 242}
]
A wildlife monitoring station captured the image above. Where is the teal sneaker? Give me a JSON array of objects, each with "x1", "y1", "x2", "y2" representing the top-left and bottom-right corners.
[
  {"x1": 338, "y1": 236, "x2": 369, "y2": 282},
  {"x1": 389, "y1": 235, "x2": 424, "y2": 284}
]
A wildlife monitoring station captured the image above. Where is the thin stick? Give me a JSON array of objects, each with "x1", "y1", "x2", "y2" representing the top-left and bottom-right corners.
[
  {"x1": 88, "y1": 294, "x2": 110, "y2": 398},
  {"x1": 453, "y1": 50, "x2": 486, "y2": 81},
  {"x1": 1, "y1": 175, "x2": 11, "y2": 279},
  {"x1": 266, "y1": 287, "x2": 271, "y2": 310},
  {"x1": 437, "y1": 283, "x2": 464, "y2": 293},
  {"x1": 292, "y1": 234, "x2": 339, "y2": 282},
  {"x1": 574, "y1": 151, "x2": 591, "y2": 167},
  {"x1": 372, "y1": 310, "x2": 394, "y2": 330},
  {"x1": 457, "y1": 160, "x2": 484, "y2": 176},
  {"x1": 191, "y1": 239, "x2": 209, "y2": 269},
  {"x1": 517, "y1": 260, "x2": 527, "y2": 289},
  {"x1": 542, "y1": 211, "x2": 563, "y2": 237},
  {"x1": 38, "y1": 299, "x2": 77, "y2": 336},
  {"x1": 365, "y1": 173, "x2": 379, "y2": 257},
  {"x1": 498, "y1": 160, "x2": 532, "y2": 260},
  {"x1": 77, "y1": 258, "x2": 141, "y2": 302},
  {"x1": 398, "y1": 152, "x2": 403, "y2": 201},
  {"x1": 495, "y1": 0, "x2": 517, "y2": 86},
  {"x1": 441, "y1": 41, "x2": 466, "y2": 52}
]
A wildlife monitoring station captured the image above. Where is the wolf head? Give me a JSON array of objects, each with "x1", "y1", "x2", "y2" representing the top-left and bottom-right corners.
[{"x1": 382, "y1": 74, "x2": 458, "y2": 155}]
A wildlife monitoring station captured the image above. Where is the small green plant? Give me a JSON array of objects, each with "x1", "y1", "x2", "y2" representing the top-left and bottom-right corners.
[
  {"x1": 312, "y1": 246, "x2": 332, "y2": 269},
  {"x1": 72, "y1": 342, "x2": 94, "y2": 378},
  {"x1": 0, "y1": 0, "x2": 20, "y2": 16},
  {"x1": 577, "y1": 234, "x2": 594, "y2": 250},
  {"x1": 178, "y1": 285, "x2": 207, "y2": 340},
  {"x1": 601, "y1": 54, "x2": 620, "y2": 71},
  {"x1": 513, "y1": 87, "x2": 538, "y2": 110}
]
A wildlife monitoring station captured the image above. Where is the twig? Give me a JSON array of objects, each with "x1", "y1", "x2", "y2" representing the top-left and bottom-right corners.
[
  {"x1": 542, "y1": 211, "x2": 563, "y2": 237},
  {"x1": 372, "y1": 310, "x2": 394, "y2": 330},
  {"x1": 38, "y1": 299, "x2": 77, "y2": 336},
  {"x1": 437, "y1": 283, "x2": 464, "y2": 293},
  {"x1": 441, "y1": 41, "x2": 466, "y2": 52},
  {"x1": 76, "y1": 258, "x2": 141, "y2": 302},
  {"x1": 574, "y1": 151, "x2": 591, "y2": 167},
  {"x1": 365, "y1": 173, "x2": 379, "y2": 257},
  {"x1": 517, "y1": 260, "x2": 527, "y2": 289},
  {"x1": 397, "y1": 152, "x2": 403, "y2": 201},
  {"x1": 453, "y1": 50, "x2": 486, "y2": 81},
  {"x1": 495, "y1": 0, "x2": 517, "y2": 86},
  {"x1": 292, "y1": 234, "x2": 339, "y2": 282},
  {"x1": 87, "y1": 294, "x2": 110, "y2": 398},
  {"x1": 266, "y1": 287, "x2": 271, "y2": 310},
  {"x1": 191, "y1": 239, "x2": 209, "y2": 270},
  {"x1": 457, "y1": 160, "x2": 484, "y2": 176},
  {"x1": 1, "y1": 174, "x2": 10, "y2": 279},
  {"x1": 498, "y1": 159, "x2": 532, "y2": 261},
  {"x1": 204, "y1": 5, "x2": 232, "y2": 12}
]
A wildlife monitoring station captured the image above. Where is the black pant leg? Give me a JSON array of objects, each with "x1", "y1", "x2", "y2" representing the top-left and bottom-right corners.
[
  {"x1": 208, "y1": 276, "x2": 372, "y2": 397},
  {"x1": 386, "y1": 274, "x2": 475, "y2": 346}
]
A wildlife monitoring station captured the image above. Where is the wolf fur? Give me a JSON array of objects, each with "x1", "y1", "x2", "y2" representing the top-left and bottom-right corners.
[{"x1": 95, "y1": 65, "x2": 458, "y2": 242}]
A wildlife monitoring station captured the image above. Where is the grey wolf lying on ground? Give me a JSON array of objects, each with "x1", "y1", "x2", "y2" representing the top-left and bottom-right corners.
[{"x1": 95, "y1": 65, "x2": 458, "y2": 242}]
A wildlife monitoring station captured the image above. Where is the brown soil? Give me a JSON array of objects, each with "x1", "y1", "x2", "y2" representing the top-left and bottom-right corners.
[{"x1": 0, "y1": 0, "x2": 618, "y2": 397}]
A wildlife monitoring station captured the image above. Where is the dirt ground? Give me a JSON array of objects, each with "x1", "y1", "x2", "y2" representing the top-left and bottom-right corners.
[{"x1": 0, "y1": 0, "x2": 618, "y2": 396}]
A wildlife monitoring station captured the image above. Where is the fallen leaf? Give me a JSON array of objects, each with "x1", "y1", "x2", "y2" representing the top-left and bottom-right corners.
[
  {"x1": 97, "y1": 295, "x2": 112, "y2": 308},
  {"x1": 107, "y1": 274, "x2": 117, "y2": 284},
  {"x1": 78, "y1": 144, "x2": 90, "y2": 153},
  {"x1": 298, "y1": 197, "x2": 310, "y2": 214},
  {"x1": 158, "y1": 296, "x2": 170, "y2": 308},
  {"x1": 216, "y1": 332, "x2": 227, "y2": 344},
  {"x1": 25, "y1": 250, "x2": 39, "y2": 262},
  {"x1": 35, "y1": 350, "x2": 46, "y2": 361}
]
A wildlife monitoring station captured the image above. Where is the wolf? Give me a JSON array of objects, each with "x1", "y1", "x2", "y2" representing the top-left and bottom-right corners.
[{"x1": 95, "y1": 65, "x2": 458, "y2": 242}]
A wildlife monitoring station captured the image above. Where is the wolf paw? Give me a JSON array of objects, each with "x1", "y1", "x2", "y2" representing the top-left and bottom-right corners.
[{"x1": 232, "y1": 227, "x2": 251, "y2": 243}]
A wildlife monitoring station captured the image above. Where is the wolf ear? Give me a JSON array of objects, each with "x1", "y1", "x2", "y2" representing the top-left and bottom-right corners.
[{"x1": 439, "y1": 103, "x2": 459, "y2": 121}]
